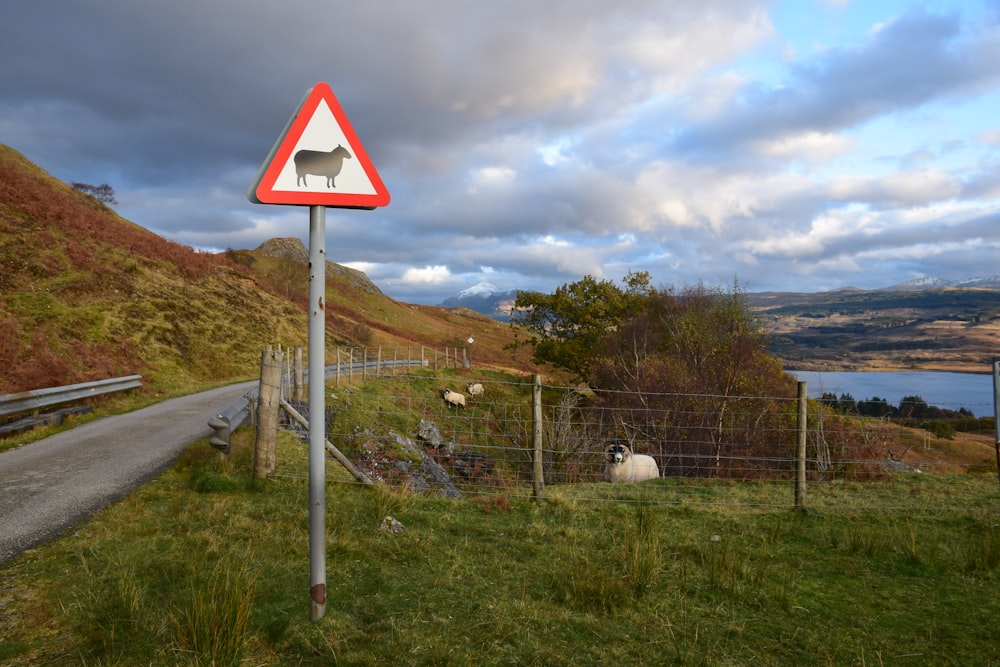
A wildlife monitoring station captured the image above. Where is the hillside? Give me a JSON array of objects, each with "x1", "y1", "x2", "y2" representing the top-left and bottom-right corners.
[
  {"x1": 0, "y1": 145, "x2": 537, "y2": 396},
  {"x1": 750, "y1": 288, "x2": 1000, "y2": 372},
  {"x1": 6, "y1": 140, "x2": 996, "y2": 394}
]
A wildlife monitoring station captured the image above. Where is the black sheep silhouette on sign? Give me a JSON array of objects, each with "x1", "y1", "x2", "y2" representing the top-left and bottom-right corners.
[{"x1": 294, "y1": 145, "x2": 352, "y2": 187}]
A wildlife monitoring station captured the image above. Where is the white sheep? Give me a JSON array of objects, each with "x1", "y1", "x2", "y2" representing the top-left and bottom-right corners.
[
  {"x1": 603, "y1": 443, "x2": 659, "y2": 483},
  {"x1": 467, "y1": 382, "x2": 484, "y2": 397},
  {"x1": 442, "y1": 388, "x2": 466, "y2": 408}
]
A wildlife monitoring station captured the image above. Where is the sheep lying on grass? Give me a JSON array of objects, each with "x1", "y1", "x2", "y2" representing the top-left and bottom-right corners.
[
  {"x1": 442, "y1": 388, "x2": 466, "y2": 408},
  {"x1": 467, "y1": 382, "x2": 484, "y2": 397},
  {"x1": 603, "y1": 443, "x2": 659, "y2": 483}
]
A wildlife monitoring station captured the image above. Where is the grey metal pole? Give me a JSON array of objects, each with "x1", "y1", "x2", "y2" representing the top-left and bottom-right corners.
[{"x1": 308, "y1": 205, "x2": 327, "y2": 622}]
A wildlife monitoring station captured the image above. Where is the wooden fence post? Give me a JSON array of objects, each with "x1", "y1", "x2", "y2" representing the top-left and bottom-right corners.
[
  {"x1": 795, "y1": 381, "x2": 807, "y2": 510},
  {"x1": 532, "y1": 374, "x2": 545, "y2": 500},
  {"x1": 294, "y1": 345, "x2": 304, "y2": 401},
  {"x1": 254, "y1": 345, "x2": 284, "y2": 479}
]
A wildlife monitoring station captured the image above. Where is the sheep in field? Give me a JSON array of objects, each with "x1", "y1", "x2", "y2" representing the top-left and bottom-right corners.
[
  {"x1": 603, "y1": 443, "x2": 659, "y2": 483},
  {"x1": 467, "y1": 382, "x2": 484, "y2": 397},
  {"x1": 442, "y1": 388, "x2": 466, "y2": 408}
]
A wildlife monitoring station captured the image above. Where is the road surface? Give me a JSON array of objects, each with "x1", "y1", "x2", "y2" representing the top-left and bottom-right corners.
[{"x1": 0, "y1": 381, "x2": 257, "y2": 565}]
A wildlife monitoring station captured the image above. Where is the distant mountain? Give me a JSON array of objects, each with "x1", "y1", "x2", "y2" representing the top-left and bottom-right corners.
[
  {"x1": 884, "y1": 275, "x2": 1000, "y2": 291},
  {"x1": 440, "y1": 282, "x2": 522, "y2": 321},
  {"x1": 444, "y1": 274, "x2": 1000, "y2": 323}
]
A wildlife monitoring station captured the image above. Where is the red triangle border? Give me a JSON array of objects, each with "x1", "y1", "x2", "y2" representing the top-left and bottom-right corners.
[{"x1": 249, "y1": 83, "x2": 390, "y2": 209}]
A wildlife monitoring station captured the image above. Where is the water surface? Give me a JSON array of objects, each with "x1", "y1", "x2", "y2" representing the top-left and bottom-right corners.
[{"x1": 789, "y1": 370, "x2": 995, "y2": 416}]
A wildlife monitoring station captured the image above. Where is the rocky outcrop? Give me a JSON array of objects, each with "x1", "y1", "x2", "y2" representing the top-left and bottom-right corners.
[{"x1": 256, "y1": 237, "x2": 383, "y2": 295}]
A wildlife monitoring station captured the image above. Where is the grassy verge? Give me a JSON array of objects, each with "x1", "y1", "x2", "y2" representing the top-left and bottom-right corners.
[{"x1": 2, "y1": 426, "x2": 999, "y2": 666}]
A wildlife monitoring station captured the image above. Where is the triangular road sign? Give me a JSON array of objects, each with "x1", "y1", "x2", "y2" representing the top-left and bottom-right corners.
[{"x1": 248, "y1": 82, "x2": 390, "y2": 208}]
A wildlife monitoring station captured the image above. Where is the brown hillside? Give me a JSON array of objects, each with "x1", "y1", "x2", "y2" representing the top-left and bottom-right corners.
[
  {"x1": 750, "y1": 288, "x2": 1000, "y2": 372},
  {"x1": 233, "y1": 236, "x2": 539, "y2": 376},
  {"x1": 0, "y1": 145, "x2": 539, "y2": 396}
]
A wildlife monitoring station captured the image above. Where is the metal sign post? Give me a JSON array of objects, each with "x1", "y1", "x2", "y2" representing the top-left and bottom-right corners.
[
  {"x1": 248, "y1": 82, "x2": 389, "y2": 622},
  {"x1": 308, "y1": 205, "x2": 327, "y2": 621}
]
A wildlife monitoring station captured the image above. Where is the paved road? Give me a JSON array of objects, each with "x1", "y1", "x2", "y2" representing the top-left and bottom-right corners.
[{"x1": 0, "y1": 381, "x2": 257, "y2": 565}]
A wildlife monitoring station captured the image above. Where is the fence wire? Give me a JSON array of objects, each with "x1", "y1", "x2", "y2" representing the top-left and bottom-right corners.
[{"x1": 264, "y1": 374, "x2": 1000, "y2": 513}]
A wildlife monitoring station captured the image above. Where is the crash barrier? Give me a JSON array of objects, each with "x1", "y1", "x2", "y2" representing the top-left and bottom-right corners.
[{"x1": 0, "y1": 375, "x2": 143, "y2": 418}]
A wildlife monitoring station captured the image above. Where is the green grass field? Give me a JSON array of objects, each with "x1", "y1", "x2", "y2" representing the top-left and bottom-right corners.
[{"x1": 2, "y1": 426, "x2": 999, "y2": 666}]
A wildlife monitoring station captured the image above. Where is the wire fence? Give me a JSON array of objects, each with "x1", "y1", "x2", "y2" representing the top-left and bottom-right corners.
[{"x1": 264, "y1": 373, "x2": 1000, "y2": 513}]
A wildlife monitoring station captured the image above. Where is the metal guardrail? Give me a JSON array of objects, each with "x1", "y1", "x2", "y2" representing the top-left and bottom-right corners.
[
  {"x1": 208, "y1": 388, "x2": 257, "y2": 454},
  {"x1": 207, "y1": 359, "x2": 427, "y2": 452},
  {"x1": 0, "y1": 375, "x2": 143, "y2": 418}
]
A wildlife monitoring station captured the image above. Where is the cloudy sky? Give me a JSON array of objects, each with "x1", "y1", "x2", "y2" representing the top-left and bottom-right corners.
[{"x1": 3, "y1": 1, "x2": 1000, "y2": 304}]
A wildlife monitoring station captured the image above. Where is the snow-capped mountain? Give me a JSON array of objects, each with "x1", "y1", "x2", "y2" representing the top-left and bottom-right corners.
[
  {"x1": 440, "y1": 282, "x2": 522, "y2": 321},
  {"x1": 885, "y1": 275, "x2": 1000, "y2": 291}
]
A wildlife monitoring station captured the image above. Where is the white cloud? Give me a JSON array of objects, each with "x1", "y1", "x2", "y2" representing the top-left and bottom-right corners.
[
  {"x1": 752, "y1": 131, "x2": 854, "y2": 164},
  {"x1": 471, "y1": 166, "x2": 516, "y2": 186},
  {"x1": 400, "y1": 265, "x2": 452, "y2": 285}
]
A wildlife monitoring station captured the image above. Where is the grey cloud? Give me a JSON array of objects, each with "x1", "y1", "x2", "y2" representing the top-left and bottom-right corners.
[
  {"x1": 3, "y1": 1, "x2": 999, "y2": 304},
  {"x1": 675, "y1": 9, "x2": 1000, "y2": 161}
]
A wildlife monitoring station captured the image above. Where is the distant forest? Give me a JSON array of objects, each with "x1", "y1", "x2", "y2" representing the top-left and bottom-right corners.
[{"x1": 819, "y1": 392, "x2": 990, "y2": 440}]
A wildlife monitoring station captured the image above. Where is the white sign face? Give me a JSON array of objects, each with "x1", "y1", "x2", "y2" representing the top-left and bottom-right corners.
[
  {"x1": 248, "y1": 83, "x2": 389, "y2": 208},
  {"x1": 268, "y1": 99, "x2": 379, "y2": 196}
]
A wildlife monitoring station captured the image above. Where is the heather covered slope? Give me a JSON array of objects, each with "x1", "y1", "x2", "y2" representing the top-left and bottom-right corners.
[
  {"x1": 0, "y1": 145, "x2": 309, "y2": 394},
  {"x1": 0, "y1": 145, "x2": 536, "y2": 396}
]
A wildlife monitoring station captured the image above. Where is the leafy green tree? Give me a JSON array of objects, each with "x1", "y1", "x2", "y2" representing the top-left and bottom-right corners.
[
  {"x1": 837, "y1": 393, "x2": 858, "y2": 415},
  {"x1": 899, "y1": 395, "x2": 933, "y2": 419},
  {"x1": 858, "y1": 396, "x2": 895, "y2": 418},
  {"x1": 510, "y1": 271, "x2": 651, "y2": 381}
]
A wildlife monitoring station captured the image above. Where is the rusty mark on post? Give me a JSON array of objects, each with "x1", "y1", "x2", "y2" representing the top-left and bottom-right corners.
[
  {"x1": 318, "y1": 296, "x2": 325, "y2": 311},
  {"x1": 311, "y1": 583, "x2": 326, "y2": 605}
]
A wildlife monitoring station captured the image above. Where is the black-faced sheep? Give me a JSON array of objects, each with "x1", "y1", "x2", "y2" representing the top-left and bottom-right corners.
[
  {"x1": 604, "y1": 443, "x2": 659, "y2": 483},
  {"x1": 442, "y1": 388, "x2": 466, "y2": 408},
  {"x1": 294, "y1": 145, "x2": 352, "y2": 187},
  {"x1": 467, "y1": 382, "x2": 484, "y2": 397}
]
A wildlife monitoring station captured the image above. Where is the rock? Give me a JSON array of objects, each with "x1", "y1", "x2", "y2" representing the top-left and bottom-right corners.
[
  {"x1": 416, "y1": 419, "x2": 444, "y2": 447},
  {"x1": 352, "y1": 428, "x2": 461, "y2": 498},
  {"x1": 884, "y1": 459, "x2": 922, "y2": 473},
  {"x1": 380, "y1": 516, "x2": 405, "y2": 535}
]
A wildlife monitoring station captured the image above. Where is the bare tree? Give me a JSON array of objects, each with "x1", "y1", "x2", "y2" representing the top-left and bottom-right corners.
[{"x1": 71, "y1": 182, "x2": 118, "y2": 206}]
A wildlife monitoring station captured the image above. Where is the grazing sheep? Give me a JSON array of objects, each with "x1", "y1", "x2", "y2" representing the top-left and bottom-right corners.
[
  {"x1": 467, "y1": 382, "x2": 484, "y2": 397},
  {"x1": 442, "y1": 388, "x2": 466, "y2": 408},
  {"x1": 603, "y1": 443, "x2": 659, "y2": 483}
]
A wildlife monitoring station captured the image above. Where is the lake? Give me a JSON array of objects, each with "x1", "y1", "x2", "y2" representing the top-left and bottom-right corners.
[{"x1": 789, "y1": 370, "x2": 997, "y2": 417}]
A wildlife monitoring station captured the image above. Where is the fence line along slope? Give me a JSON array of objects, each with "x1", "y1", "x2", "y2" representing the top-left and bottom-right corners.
[{"x1": 259, "y1": 370, "x2": 1000, "y2": 513}]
